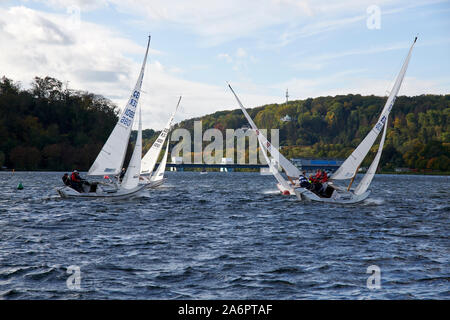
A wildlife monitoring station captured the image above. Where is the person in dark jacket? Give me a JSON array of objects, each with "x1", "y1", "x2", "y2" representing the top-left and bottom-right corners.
[
  {"x1": 298, "y1": 175, "x2": 312, "y2": 189},
  {"x1": 62, "y1": 173, "x2": 71, "y2": 186},
  {"x1": 70, "y1": 170, "x2": 86, "y2": 192}
]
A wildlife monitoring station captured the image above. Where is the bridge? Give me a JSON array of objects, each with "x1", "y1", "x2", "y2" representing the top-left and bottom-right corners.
[
  {"x1": 290, "y1": 158, "x2": 344, "y2": 172},
  {"x1": 158, "y1": 158, "x2": 343, "y2": 172}
]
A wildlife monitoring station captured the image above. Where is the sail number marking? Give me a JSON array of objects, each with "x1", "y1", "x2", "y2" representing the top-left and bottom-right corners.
[
  {"x1": 119, "y1": 91, "x2": 140, "y2": 128},
  {"x1": 375, "y1": 115, "x2": 386, "y2": 132}
]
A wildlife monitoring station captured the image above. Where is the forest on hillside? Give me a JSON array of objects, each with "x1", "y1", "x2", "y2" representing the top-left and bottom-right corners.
[
  {"x1": 175, "y1": 94, "x2": 450, "y2": 171},
  {"x1": 0, "y1": 76, "x2": 119, "y2": 170},
  {"x1": 1, "y1": 76, "x2": 449, "y2": 172}
]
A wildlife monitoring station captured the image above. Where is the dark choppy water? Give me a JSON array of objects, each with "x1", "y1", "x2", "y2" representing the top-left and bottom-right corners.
[{"x1": 0, "y1": 171, "x2": 448, "y2": 299}]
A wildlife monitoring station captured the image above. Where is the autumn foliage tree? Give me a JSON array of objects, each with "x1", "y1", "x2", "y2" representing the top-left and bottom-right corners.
[{"x1": 0, "y1": 76, "x2": 119, "y2": 171}]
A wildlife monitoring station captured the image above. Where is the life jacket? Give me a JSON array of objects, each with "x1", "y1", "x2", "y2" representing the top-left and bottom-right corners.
[
  {"x1": 299, "y1": 175, "x2": 308, "y2": 183},
  {"x1": 71, "y1": 172, "x2": 81, "y2": 182},
  {"x1": 299, "y1": 175, "x2": 311, "y2": 188}
]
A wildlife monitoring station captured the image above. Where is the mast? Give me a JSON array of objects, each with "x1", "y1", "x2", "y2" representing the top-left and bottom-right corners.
[
  {"x1": 331, "y1": 36, "x2": 417, "y2": 181},
  {"x1": 88, "y1": 35, "x2": 151, "y2": 176},
  {"x1": 141, "y1": 96, "x2": 181, "y2": 176},
  {"x1": 227, "y1": 83, "x2": 301, "y2": 179}
]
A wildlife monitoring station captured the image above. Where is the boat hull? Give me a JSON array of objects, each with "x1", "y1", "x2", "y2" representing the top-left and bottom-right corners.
[
  {"x1": 294, "y1": 187, "x2": 371, "y2": 204},
  {"x1": 141, "y1": 178, "x2": 165, "y2": 189},
  {"x1": 57, "y1": 183, "x2": 149, "y2": 199}
]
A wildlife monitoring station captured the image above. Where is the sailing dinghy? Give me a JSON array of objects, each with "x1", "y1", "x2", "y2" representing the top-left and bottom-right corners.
[
  {"x1": 229, "y1": 37, "x2": 417, "y2": 204},
  {"x1": 228, "y1": 84, "x2": 300, "y2": 195},
  {"x1": 57, "y1": 36, "x2": 152, "y2": 199},
  {"x1": 140, "y1": 96, "x2": 181, "y2": 188}
]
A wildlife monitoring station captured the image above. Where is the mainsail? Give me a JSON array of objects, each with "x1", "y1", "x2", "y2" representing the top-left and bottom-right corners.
[
  {"x1": 151, "y1": 136, "x2": 170, "y2": 182},
  {"x1": 228, "y1": 84, "x2": 301, "y2": 179},
  {"x1": 332, "y1": 37, "x2": 417, "y2": 180},
  {"x1": 88, "y1": 36, "x2": 151, "y2": 176},
  {"x1": 258, "y1": 136, "x2": 293, "y2": 191},
  {"x1": 141, "y1": 96, "x2": 181, "y2": 176},
  {"x1": 121, "y1": 106, "x2": 143, "y2": 189},
  {"x1": 353, "y1": 116, "x2": 389, "y2": 195}
]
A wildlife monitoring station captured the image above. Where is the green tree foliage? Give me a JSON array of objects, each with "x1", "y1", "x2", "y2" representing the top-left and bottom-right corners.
[
  {"x1": 174, "y1": 93, "x2": 450, "y2": 171},
  {"x1": 0, "y1": 76, "x2": 119, "y2": 171}
]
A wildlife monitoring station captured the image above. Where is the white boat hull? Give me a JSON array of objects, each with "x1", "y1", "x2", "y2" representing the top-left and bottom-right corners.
[
  {"x1": 57, "y1": 183, "x2": 149, "y2": 199},
  {"x1": 141, "y1": 178, "x2": 166, "y2": 189},
  {"x1": 294, "y1": 187, "x2": 371, "y2": 204}
]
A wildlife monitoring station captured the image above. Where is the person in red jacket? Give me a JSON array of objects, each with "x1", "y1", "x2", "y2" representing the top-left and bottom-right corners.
[
  {"x1": 310, "y1": 169, "x2": 322, "y2": 183},
  {"x1": 320, "y1": 170, "x2": 328, "y2": 183},
  {"x1": 70, "y1": 170, "x2": 84, "y2": 192}
]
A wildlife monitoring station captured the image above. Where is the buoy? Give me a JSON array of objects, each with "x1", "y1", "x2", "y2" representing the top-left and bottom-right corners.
[
  {"x1": 282, "y1": 190, "x2": 290, "y2": 195},
  {"x1": 17, "y1": 182, "x2": 24, "y2": 190}
]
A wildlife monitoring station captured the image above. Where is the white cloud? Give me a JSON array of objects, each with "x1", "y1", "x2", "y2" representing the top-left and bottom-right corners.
[
  {"x1": 30, "y1": 0, "x2": 109, "y2": 11},
  {"x1": 217, "y1": 53, "x2": 232, "y2": 63},
  {"x1": 0, "y1": 5, "x2": 280, "y2": 130},
  {"x1": 236, "y1": 48, "x2": 247, "y2": 58},
  {"x1": 1, "y1": 2, "x2": 448, "y2": 132}
]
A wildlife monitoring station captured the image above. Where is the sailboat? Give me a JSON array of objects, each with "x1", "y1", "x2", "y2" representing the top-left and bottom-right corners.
[
  {"x1": 139, "y1": 96, "x2": 181, "y2": 188},
  {"x1": 57, "y1": 36, "x2": 152, "y2": 199},
  {"x1": 147, "y1": 133, "x2": 171, "y2": 186},
  {"x1": 229, "y1": 36, "x2": 417, "y2": 204},
  {"x1": 228, "y1": 84, "x2": 299, "y2": 195}
]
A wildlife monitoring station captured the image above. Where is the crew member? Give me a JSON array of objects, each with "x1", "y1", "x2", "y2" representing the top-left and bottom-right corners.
[
  {"x1": 71, "y1": 170, "x2": 84, "y2": 192},
  {"x1": 62, "y1": 173, "x2": 71, "y2": 186}
]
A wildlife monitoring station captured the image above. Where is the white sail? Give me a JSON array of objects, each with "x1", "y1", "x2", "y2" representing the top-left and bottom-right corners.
[
  {"x1": 141, "y1": 96, "x2": 181, "y2": 176},
  {"x1": 151, "y1": 136, "x2": 170, "y2": 182},
  {"x1": 258, "y1": 136, "x2": 293, "y2": 190},
  {"x1": 121, "y1": 106, "x2": 142, "y2": 189},
  {"x1": 88, "y1": 36, "x2": 151, "y2": 176},
  {"x1": 228, "y1": 84, "x2": 301, "y2": 179},
  {"x1": 332, "y1": 37, "x2": 417, "y2": 180},
  {"x1": 353, "y1": 116, "x2": 388, "y2": 195}
]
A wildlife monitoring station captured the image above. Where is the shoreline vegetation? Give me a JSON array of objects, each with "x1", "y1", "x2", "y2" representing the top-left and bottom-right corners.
[
  {"x1": 0, "y1": 76, "x2": 449, "y2": 173},
  {"x1": 1, "y1": 168, "x2": 449, "y2": 176}
]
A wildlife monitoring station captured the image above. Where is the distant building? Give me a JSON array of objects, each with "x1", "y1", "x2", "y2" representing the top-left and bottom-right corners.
[
  {"x1": 220, "y1": 157, "x2": 233, "y2": 172},
  {"x1": 172, "y1": 156, "x2": 183, "y2": 164},
  {"x1": 280, "y1": 115, "x2": 292, "y2": 122},
  {"x1": 221, "y1": 157, "x2": 233, "y2": 164},
  {"x1": 395, "y1": 167, "x2": 411, "y2": 173},
  {"x1": 170, "y1": 156, "x2": 183, "y2": 171}
]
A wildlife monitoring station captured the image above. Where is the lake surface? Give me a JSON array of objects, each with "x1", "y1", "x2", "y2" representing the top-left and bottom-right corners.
[{"x1": 0, "y1": 171, "x2": 448, "y2": 299}]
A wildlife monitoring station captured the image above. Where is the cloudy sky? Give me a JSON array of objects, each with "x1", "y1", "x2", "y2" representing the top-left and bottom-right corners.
[{"x1": 1, "y1": 0, "x2": 449, "y2": 129}]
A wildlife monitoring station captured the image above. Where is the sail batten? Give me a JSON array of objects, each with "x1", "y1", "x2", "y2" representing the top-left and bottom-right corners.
[
  {"x1": 88, "y1": 36, "x2": 151, "y2": 176},
  {"x1": 331, "y1": 38, "x2": 416, "y2": 180}
]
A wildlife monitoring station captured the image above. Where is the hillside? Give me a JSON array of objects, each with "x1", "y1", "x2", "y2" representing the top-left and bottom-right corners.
[
  {"x1": 1, "y1": 75, "x2": 449, "y2": 172},
  {"x1": 170, "y1": 93, "x2": 450, "y2": 171},
  {"x1": 0, "y1": 76, "x2": 119, "y2": 171}
]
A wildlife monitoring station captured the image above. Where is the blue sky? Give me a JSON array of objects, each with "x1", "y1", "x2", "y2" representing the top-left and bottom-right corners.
[{"x1": 0, "y1": 0, "x2": 449, "y2": 129}]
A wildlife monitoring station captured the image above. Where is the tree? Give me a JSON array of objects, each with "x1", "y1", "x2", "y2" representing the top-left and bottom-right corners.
[{"x1": 0, "y1": 151, "x2": 4, "y2": 168}]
